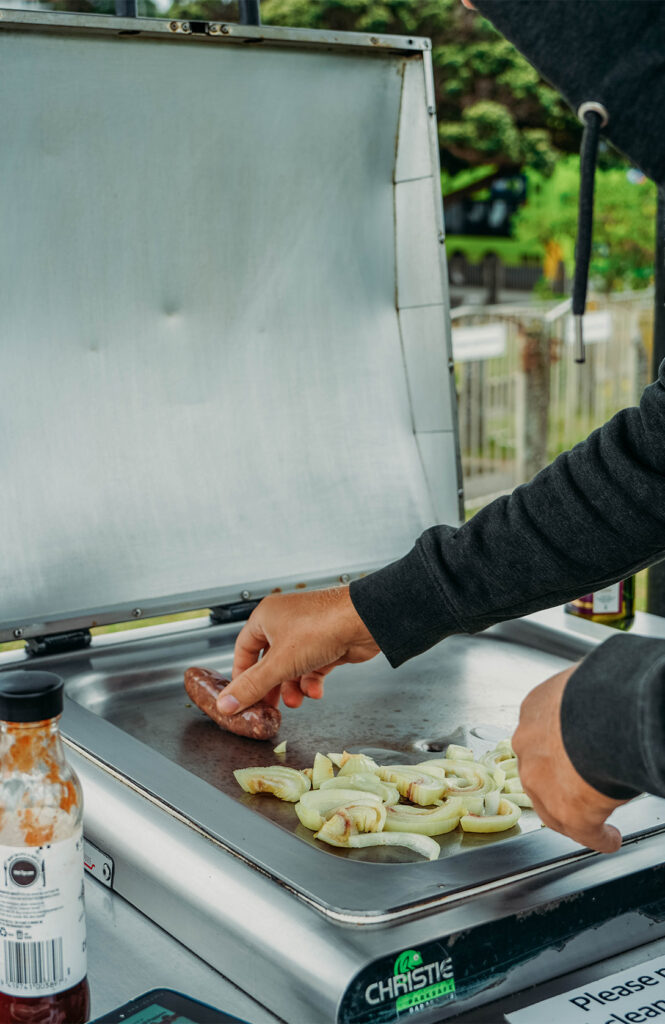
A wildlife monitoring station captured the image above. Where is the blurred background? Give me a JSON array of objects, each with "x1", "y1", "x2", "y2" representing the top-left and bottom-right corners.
[{"x1": 4, "y1": 0, "x2": 656, "y2": 616}]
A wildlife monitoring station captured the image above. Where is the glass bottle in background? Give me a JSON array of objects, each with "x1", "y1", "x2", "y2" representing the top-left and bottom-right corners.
[
  {"x1": 565, "y1": 576, "x2": 636, "y2": 631},
  {"x1": 0, "y1": 671, "x2": 89, "y2": 1024}
]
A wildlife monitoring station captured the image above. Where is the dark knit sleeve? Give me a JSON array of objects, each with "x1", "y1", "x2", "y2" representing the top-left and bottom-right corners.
[
  {"x1": 560, "y1": 635, "x2": 665, "y2": 799},
  {"x1": 350, "y1": 360, "x2": 665, "y2": 666}
]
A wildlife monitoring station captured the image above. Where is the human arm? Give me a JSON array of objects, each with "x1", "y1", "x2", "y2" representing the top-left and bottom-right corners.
[
  {"x1": 351, "y1": 361, "x2": 665, "y2": 665},
  {"x1": 222, "y1": 364, "x2": 665, "y2": 713}
]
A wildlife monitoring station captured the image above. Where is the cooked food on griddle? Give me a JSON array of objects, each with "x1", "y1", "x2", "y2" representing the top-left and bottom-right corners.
[
  {"x1": 232, "y1": 740, "x2": 533, "y2": 860},
  {"x1": 185, "y1": 666, "x2": 281, "y2": 740}
]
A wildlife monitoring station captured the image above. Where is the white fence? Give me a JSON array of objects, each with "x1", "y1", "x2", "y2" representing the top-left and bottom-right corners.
[{"x1": 453, "y1": 291, "x2": 654, "y2": 510}]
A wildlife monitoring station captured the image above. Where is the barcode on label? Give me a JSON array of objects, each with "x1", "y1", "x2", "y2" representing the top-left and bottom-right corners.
[{"x1": 3, "y1": 938, "x2": 64, "y2": 989}]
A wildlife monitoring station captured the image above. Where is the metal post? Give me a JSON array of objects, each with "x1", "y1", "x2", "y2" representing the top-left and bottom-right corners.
[
  {"x1": 515, "y1": 318, "x2": 551, "y2": 484},
  {"x1": 115, "y1": 0, "x2": 137, "y2": 16},
  {"x1": 646, "y1": 187, "x2": 665, "y2": 616},
  {"x1": 238, "y1": 0, "x2": 261, "y2": 25}
]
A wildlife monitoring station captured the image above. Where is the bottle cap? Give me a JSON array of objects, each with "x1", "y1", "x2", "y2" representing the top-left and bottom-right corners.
[{"x1": 0, "y1": 670, "x2": 64, "y2": 722}]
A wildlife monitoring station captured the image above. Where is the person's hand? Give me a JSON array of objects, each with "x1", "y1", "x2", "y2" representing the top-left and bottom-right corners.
[
  {"x1": 512, "y1": 665, "x2": 628, "y2": 854},
  {"x1": 217, "y1": 587, "x2": 380, "y2": 716}
]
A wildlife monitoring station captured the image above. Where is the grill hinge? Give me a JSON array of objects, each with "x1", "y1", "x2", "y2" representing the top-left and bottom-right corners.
[
  {"x1": 209, "y1": 600, "x2": 260, "y2": 625},
  {"x1": 26, "y1": 629, "x2": 92, "y2": 658}
]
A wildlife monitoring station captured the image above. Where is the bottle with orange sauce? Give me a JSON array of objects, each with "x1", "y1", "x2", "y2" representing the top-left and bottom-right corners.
[{"x1": 0, "y1": 671, "x2": 89, "y2": 1023}]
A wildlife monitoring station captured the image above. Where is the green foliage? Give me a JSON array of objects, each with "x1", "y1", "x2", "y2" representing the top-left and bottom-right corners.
[
  {"x1": 513, "y1": 157, "x2": 657, "y2": 291},
  {"x1": 48, "y1": 0, "x2": 159, "y2": 12},
  {"x1": 164, "y1": 0, "x2": 583, "y2": 174},
  {"x1": 446, "y1": 234, "x2": 541, "y2": 266}
]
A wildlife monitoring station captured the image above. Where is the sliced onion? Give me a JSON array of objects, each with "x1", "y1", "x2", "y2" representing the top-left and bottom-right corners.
[
  {"x1": 295, "y1": 789, "x2": 384, "y2": 831},
  {"x1": 384, "y1": 798, "x2": 463, "y2": 836},
  {"x1": 377, "y1": 766, "x2": 447, "y2": 806},
  {"x1": 233, "y1": 766, "x2": 311, "y2": 803},
  {"x1": 503, "y1": 776, "x2": 524, "y2": 794},
  {"x1": 504, "y1": 792, "x2": 534, "y2": 808},
  {"x1": 446, "y1": 744, "x2": 475, "y2": 761},
  {"x1": 460, "y1": 798, "x2": 521, "y2": 833},
  {"x1": 457, "y1": 793, "x2": 484, "y2": 814},
  {"x1": 497, "y1": 756, "x2": 519, "y2": 780},
  {"x1": 482, "y1": 740, "x2": 520, "y2": 780},
  {"x1": 327, "y1": 752, "x2": 344, "y2": 768},
  {"x1": 315, "y1": 815, "x2": 440, "y2": 861},
  {"x1": 483, "y1": 789, "x2": 501, "y2": 816},
  {"x1": 312, "y1": 752, "x2": 334, "y2": 789},
  {"x1": 314, "y1": 803, "x2": 386, "y2": 840},
  {"x1": 338, "y1": 753, "x2": 380, "y2": 776},
  {"x1": 320, "y1": 773, "x2": 400, "y2": 804},
  {"x1": 418, "y1": 760, "x2": 496, "y2": 797},
  {"x1": 273, "y1": 741, "x2": 287, "y2": 755}
]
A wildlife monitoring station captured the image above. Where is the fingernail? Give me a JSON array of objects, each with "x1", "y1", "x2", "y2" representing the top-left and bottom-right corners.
[{"x1": 218, "y1": 695, "x2": 240, "y2": 714}]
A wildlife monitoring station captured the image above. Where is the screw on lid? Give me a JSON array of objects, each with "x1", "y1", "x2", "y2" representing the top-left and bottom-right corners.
[{"x1": 0, "y1": 671, "x2": 64, "y2": 722}]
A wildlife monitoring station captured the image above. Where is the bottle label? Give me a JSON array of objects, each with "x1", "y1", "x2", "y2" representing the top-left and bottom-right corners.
[
  {"x1": 592, "y1": 583, "x2": 622, "y2": 615},
  {"x1": 0, "y1": 828, "x2": 86, "y2": 996}
]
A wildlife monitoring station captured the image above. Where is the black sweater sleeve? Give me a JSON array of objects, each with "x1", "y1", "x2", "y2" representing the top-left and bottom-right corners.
[
  {"x1": 350, "y1": 360, "x2": 665, "y2": 665},
  {"x1": 560, "y1": 635, "x2": 665, "y2": 800},
  {"x1": 349, "y1": 361, "x2": 665, "y2": 799}
]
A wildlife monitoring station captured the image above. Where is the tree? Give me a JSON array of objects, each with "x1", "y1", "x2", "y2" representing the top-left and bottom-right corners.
[
  {"x1": 513, "y1": 157, "x2": 657, "y2": 292},
  {"x1": 164, "y1": 0, "x2": 583, "y2": 175}
]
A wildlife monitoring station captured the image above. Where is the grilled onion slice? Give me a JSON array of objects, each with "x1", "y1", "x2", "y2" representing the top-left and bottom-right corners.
[
  {"x1": 315, "y1": 812, "x2": 440, "y2": 861},
  {"x1": 482, "y1": 741, "x2": 520, "y2": 780},
  {"x1": 295, "y1": 789, "x2": 384, "y2": 831},
  {"x1": 384, "y1": 798, "x2": 463, "y2": 836},
  {"x1": 320, "y1": 773, "x2": 400, "y2": 804},
  {"x1": 417, "y1": 759, "x2": 497, "y2": 798},
  {"x1": 460, "y1": 797, "x2": 521, "y2": 833},
  {"x1": 315, "y1": 803, "x2": 386, "y2": 839},
  {"x1": 504, "y1": 792, "x2": 534, "y2": 808},
  {"x1": 338, "y1": 753, "x2": 380, "y2": 776},
  {"x1": 502, "y1": 776, "x2": 533, "y2": 807},
  {"x1": 234, "y1": 766, "x2": 311, "y2": 802},
  {"x1": 377, "y1": 766, "x2": 447, "y2": 805},
  {"x1": 445, "y1": 744, "x2": 475, "y2": 761},
  {"x1": 312, "y1": 752, "x2": 334, "y2": 789}
]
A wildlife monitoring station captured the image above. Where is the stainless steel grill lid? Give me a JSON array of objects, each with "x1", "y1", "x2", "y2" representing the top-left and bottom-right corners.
[{"x1": 0, "y1": 13, "x2": 460, "y2": 640}]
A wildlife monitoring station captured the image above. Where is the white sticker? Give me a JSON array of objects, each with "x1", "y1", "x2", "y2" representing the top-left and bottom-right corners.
[
  {"x1": 0, "y1": 828, "x2": 87, "y2": 996},
  {"x1": 506, "y1": 953, "x2": 665, "y2": 1024},
  {"x1": 592, "y1": 583, "x2": 622, "y2": 614}
]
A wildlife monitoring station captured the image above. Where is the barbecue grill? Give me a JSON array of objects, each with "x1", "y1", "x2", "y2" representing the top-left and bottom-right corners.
[{"x1": 1, "y1": 12, "x2": 664, "y2": 1022}]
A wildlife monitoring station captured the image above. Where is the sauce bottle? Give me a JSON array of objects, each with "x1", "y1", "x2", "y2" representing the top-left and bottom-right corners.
[
  {"x1": 0, "y1": 670, "x2": 89, "y2": 1023},
  {"x1": 565, "y1": 576, "x2": 635, "y2": 630}
]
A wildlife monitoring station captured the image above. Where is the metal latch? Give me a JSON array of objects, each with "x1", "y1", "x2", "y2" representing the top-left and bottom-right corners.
[
  {"x1": 84, "y1": 838, "x2": 114, "y2": 889},
  {"x1": 26, "y1": 629, "x2": 92, "y2": 658},
  {"x1": 209, "y1": 600, "x2": 260, "y2": 624}
]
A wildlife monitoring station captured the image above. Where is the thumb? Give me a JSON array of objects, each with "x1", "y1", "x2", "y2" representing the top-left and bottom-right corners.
[
  {"x1": 573, "y1": 822, "x2": 622, "y2": 855},
  {"x1": 589, "y1": 822, "x2": 622, "y2": 855},
  {"x1": 217, "y1": 653, "x2": 284, "y2": 714}
]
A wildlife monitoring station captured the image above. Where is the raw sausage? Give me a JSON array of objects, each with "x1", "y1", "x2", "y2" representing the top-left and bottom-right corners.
[{"x1": 184, "y1": 666, "x2": 281, "y2": 741}]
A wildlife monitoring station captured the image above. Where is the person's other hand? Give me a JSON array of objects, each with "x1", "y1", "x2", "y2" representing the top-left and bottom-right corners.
[
  {"x1": 512, "y1": 665, "x2": 627, "y2": 854},
  {"x1": 217, "y1": 587, "x2": 380, "y2": 716}
]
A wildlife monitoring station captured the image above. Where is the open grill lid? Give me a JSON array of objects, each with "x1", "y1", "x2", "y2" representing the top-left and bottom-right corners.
[{"x1": 0, "y1": 12, "x2": 461, "y2": 641}]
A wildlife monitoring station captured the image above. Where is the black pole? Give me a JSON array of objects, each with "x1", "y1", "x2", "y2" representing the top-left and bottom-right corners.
[
  {"x1": 238, "y1": 0, "x2": 260, "y2": 24},
  {"x1": 115, "y1": 0, "x2": 137, "y2": 15},
  {"x1": 646, "y1": 186, "x2": 665, "y2": 616}
]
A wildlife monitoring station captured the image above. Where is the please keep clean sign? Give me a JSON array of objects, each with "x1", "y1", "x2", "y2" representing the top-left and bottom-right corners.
[{"x1": 506, "y1": 955, "x2": 665, "y2": 1024}]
